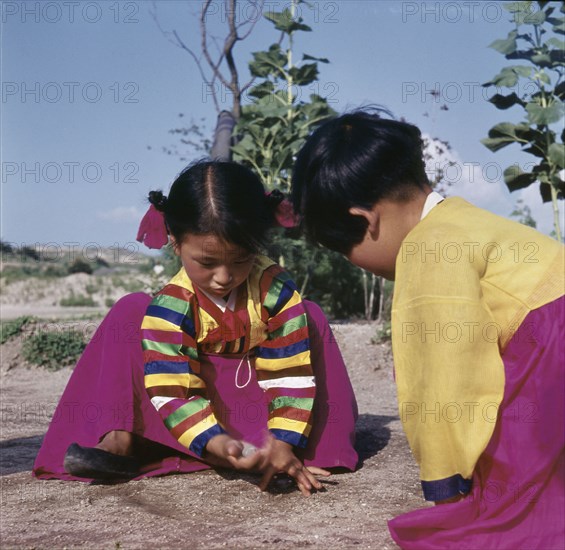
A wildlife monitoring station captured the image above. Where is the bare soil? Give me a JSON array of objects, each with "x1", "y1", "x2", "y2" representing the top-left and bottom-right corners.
[{"x1": 0, "y1": 312, "x2": 429, "y2": 549}]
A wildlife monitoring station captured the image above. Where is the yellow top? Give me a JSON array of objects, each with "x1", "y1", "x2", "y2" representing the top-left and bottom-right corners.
[{"x1": 392, "y1": 197, "x2": 564, "y2": 484}]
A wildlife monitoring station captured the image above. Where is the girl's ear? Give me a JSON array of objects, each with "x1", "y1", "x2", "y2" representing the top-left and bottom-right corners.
[
  {"x1": 349, "y1": 206, "x2": 379, "y2": 240},
  {"x1": 169, "y1": 236, "x2": 180, "y2": 256}
]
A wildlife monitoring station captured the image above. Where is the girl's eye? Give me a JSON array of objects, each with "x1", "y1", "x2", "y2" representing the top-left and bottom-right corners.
[{"x1": 235, "y1": 254, "x2": 254, "y2": 264}]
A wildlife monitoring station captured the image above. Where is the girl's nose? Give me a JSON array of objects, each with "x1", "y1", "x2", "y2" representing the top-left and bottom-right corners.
[{"x1": 214, "y1": 267, "x2": 232, "y2": 286}]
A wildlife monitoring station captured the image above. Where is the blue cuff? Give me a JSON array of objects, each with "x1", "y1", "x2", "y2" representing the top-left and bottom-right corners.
[
  {"x1": 270, "y1": 429, "x2": 308, "y2": 449},
  {"x1": 189, "y1": 424, "x2": 226, "y2": 457},
  {"x1": 421, "y1": 474, "x2": 472, "y2": 501}
]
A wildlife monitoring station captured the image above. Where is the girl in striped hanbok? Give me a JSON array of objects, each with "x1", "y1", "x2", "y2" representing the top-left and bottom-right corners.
[{"x1": 33, "y1": 160, "x2": 358, "y2": 495}]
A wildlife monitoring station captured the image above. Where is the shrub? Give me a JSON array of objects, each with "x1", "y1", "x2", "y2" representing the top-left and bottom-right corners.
[
  {"x1": 105, "y1": 298, "x2": 116, "y2": 308},
  {"x1": 60, "y1": 295, "x2": 97, "y2": 307},
  {"x1": 68, "y1": 259, "x2": 93, "y2": 275},
  {"x1": 43, "y1": 264, "x2": 68, "y2": 278},
  {"x1": 21, "y1": 246, "x2": 40, "y2": 261},
  {"x1": 0, "y1": 240, "x2": 14, "y2": 256},
  {"x1": 371, "y1": 321, "x2": 392, "y2": 345},
  {"x1": 0, "y1": 316, "x2": 33, "y2": 345},
  {"x1": 85, "y1": 283, "x2": 99, "y2": 295},
  {"x1": 22, "y1": 330, "x2": 85, "y2": 371},
  {"x1": 110, "y1": 276, "x2": 145, "y2": 293},
  {"x1": 266, "y1": 232, "x2": 365, "y2": 319},
  {"x1": 0, "y1": 265, "x2": 42, "y2": 283}
]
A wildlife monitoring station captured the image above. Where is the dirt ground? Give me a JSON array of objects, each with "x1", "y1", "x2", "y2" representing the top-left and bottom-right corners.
[{"x1": 0, "y1": 316, "x2": 429, "y2": 549}]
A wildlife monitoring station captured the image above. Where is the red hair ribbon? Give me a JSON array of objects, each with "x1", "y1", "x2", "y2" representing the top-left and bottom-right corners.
[
  {"x1": 267, "y1": 191, "x2": 301, "y2": 228},
  {"x1": 136, "y1": 204, "x2": 168, "y2": 249}
]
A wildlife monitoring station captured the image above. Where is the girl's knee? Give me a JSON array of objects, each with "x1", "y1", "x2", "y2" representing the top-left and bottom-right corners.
[
  {"x1": 303, "y1": 300, "x2": 331, "y2": 342},
  {"x1": 303, "y1": 300, "x2": 326, "y2": 326},
  {"x1": 108, "y1": 293, "x2": 152, "y2": 322}
]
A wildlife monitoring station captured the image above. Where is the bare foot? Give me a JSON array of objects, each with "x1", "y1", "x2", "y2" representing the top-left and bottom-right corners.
[{"x1": 95, "y1": 430, "x2": 135, "y2": 456}]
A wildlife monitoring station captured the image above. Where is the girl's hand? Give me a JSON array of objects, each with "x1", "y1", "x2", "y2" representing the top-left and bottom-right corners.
[
  {"x1": 257, "y1": 436, "x2": 330, "y2": 496},
  {"x1": 204, "y1": 434, "x2": 263, "y2": 471}
]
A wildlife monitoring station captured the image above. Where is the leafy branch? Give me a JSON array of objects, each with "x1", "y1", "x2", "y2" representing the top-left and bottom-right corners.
[{"x1": 482, "y1": 1, "x2": 564, "y2": 241}]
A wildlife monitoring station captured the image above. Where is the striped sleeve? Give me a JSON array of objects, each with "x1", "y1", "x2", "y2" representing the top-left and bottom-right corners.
[
  {"x1": 142, "y1": 285, "x2": 225, "y2": 457},
  {"x1": 255, "y1": 267, "x2": 315, "y2": 448}
]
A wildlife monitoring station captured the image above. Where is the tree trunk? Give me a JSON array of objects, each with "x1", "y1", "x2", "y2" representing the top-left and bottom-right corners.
[
  {"x1": 210, "y1": 110, "x2": 236, "y2": 161},
  {"x1": 376, "y1": 276, "x2": 386, "y2": 322},
  {"x1": 362, "y1": 270, "x2": 368, "y2": 319},
  {"x1": 368, "y1": 273, "x2": 377, "y2": 321}
]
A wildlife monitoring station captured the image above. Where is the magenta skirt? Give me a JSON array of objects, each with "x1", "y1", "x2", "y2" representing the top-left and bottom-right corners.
[
  {"x1": 32, "y1": 293, "x2": 359, "y2": 481},
  {"x1": 388, "y1": 295, "x2": 565, "y2": 550}
]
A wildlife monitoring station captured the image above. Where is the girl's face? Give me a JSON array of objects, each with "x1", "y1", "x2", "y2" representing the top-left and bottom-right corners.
[{"x1": 172, "y1": 233, "x2": 256, "y2": 298}]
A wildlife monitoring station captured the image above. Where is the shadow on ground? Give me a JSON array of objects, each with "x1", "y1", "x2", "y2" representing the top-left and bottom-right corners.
[
  {"x1": 355, "y1": 413, "x2": 396, "y2": 466},
  {"x1": 0, "y1": 435, "x2": 43, "y2": 476},
  {"x1": 0, "y1": 413, "x2": 395, "y2": 479}
]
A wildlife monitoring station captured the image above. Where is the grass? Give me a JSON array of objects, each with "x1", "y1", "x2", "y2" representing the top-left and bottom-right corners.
[
  {"x1": 59, "y1": 295, "x2": 98, "y2": 307},
  {"x1": 0, "y1": 316, "x2": 34, "y2": 345},
  {"x1": 22, "y1": 330, "x2": 86, "y2": 371}
]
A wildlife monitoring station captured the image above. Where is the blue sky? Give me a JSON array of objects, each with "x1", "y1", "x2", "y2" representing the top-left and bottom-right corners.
[{"x1": 2, "y1": 0, "x2": 563, "y2": 255}]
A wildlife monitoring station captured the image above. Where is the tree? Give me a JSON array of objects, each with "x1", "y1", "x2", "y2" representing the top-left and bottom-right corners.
[
  {"x1": 482, "y1": 1, "x2": 564, "y2": 241},
  {"x1": 151, "y1": 1, "x2": 372, "y2": 318},
  {"x1": 156, "y1": 115, "x2": 212, "y2": 163},
  {"x1": 230, "y1": 1, "x2": 373, "y2": 319},
  {"x1": 151, "y1": 0, "x2": 267, "y2": 159},
  {"x1": 231, "y1": 0, "x2": 335, "y2": 189},
  {"x1": 510, "y1": 198, "x2": 538, "y2": 226},
  {"x1": 422, "y1": 136, "x2": 456, "y2": 196}
]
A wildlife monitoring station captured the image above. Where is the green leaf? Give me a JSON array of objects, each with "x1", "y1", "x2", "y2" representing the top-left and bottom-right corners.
[
  {"x1": 514, "y1": 65, "x2": 535, "y2": 77},
  {"x1": 526, "y1": 101, "x2": 565, "y2": 125},
  {"x1": 553, "y1": 81, "x2": 565, "y2": 100},
  {"x1": 249, "y1": 44, "x2": 287, "y2": 78},
  {"x1": 547, "y1": 14, "x2": 565, "y2": 31},
  {"x1": 551, "y1": 174, "x2": 565, "y2": 197},
  {"x1": 481, "y1": 122, "x2": 521, "y2": 152},
  {"x1": 302, "y1": 53, "x2": 329, "y2": 63},
  {"x1": 488, "y1": 31, "x2": 518, "y2": 55},
  {"x1": 289, "y1": 63, "x2": 319, "y2": 86},
  {"x1": 539, "y1": 182, "x2": 553, "y2": 202},
  {"x1": 488, "y1": 93, "x2": 525, "y2": 110},
  {"x1": 548, "y1": 143, "x2": 565, "y2": 168},
  {"x1": 264, "y1": 9, "x2": 312, "y2": 33},
  {"x1": 504, "y1": 165, "x2": 537, "y2": 191},
  {"x1": 533, "y1": 69, "x2": 551, "y2": 84},
  {"x1": 258, "y1": 103, "x2": 289, "y2": 119},
  {"x1": 248, "y1": 81, "x2": 275, "y2": 99},
  {"x1": 523, "y1": 10, "x2": 546, "y2": 25},
  {"x1": 546, "y1": 37, "x2": 565, "y2": 49},
  {"x1": 550, "y1": 49, "x2": 565, "y2": 64},
  {"x1": 483, "y1": 66, "x2": 531, "y2": 87},
  {"x1": 530, "y1": 52, "x2": 552, "y2": 66},
  {"x1": 503, "y1": 2, "x2": 531, "y2": 14},
  {"x1": 515, "y1": 122, "x2": 547, "y2": 140}
]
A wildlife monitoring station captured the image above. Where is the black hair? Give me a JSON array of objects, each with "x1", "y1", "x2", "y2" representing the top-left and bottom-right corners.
[
  {"x1": 291, "y1": 108, "x2": 429, "y2": 255},
  {"x1": 149, "y1": 160, "x2": 284, "y2": 252}
]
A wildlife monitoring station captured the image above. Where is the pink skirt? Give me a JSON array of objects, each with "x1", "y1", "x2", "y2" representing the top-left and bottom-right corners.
[
  {"x1": 32, "y1": 293, "x2": 359, "y2": 481},
  {"x1": 388, "y1": 295, "x2": 565, "y2": 550}
]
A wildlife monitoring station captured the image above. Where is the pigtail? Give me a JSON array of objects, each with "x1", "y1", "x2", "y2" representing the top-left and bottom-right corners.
[
  {"x1": 148, "y1": 190, "x2": 168, "y2": 212},
  {"x1": 265, "y1": 189, "x2": 300, "y2": 229}
]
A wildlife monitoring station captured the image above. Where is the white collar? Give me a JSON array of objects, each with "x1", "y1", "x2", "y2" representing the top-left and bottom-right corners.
[
  {"x1": 420, "y1": 191, "x2": 445, "y2": 220},
  {"x1": 201, "y1": 287, "x2": 238, "y2": 313}
]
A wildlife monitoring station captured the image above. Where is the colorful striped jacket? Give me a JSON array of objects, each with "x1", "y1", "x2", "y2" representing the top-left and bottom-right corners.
[{"x1": 142, "y1": 255, "x2": 315, "y2": 457}]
